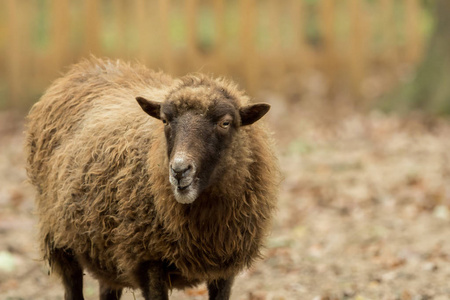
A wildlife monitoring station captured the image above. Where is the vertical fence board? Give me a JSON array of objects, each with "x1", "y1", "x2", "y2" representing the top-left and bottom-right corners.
[
  {"x1": 113, "y1": 0, "x2": 127, "y2": 57},
  {"x1": 380, "y1": 0, "x2": 397, "y2": 66},
  {"x1": 267, "y1": 0, "x2": 283, "y2": 82},
  {"x1": 186, "y1": 0, "x2": 200, "y2": 70},
  {"x1": 213, "y1": 0, "x2": 227, "y2": 74},
  {"x1": 135, "y1": 0, "x2": 151, "y2": 64},
  {"x1": 404, "y1": 0, "x2": 421, "y2": 63},
  {"x1": 240, "y1": 0, "x2": 258, "y2": 93},
  {"x1": 49, "y1": 0, "x2": 70, "y2": 77},
  {"x1": 158, "y1": 0, "x2": 174, "y2": 74},
  {"x1": 84, "y1": 0, "x2": 101, "y2": 56},
  {"x1": 320, "y1": 0, "x2": 337, "y2": 92},
  {"x1": 6, "y1": 0, "x2": 31, "y2": 107},
  {"x1": 289, "y1": 0, "x2": 307, "y2": 69},
  {"x1": 6, "y1": 0, "x2": 19, "y2": 107},
  {"x1": 349, "y1": 0, "x2": 368, "y2": 98}
]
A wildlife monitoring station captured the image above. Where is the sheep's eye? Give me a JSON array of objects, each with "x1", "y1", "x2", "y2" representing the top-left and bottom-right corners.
[
  {"x1": 162, "y1": 119, "x2": 168, "y2": 125},
  {"x1": 219, "y1": 120, "x2": 231, "y2": 129}
]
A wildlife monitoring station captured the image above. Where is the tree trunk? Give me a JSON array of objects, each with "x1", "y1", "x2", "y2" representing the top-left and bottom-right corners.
[{"x1": 386, "y1": 0, "x2": 450, "y2": 115}]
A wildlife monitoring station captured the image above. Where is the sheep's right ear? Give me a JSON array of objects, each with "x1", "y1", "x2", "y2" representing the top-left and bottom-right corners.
[
  {"x1": 136, "y1": 97, "x2": 161, "y2": 120},
  {"x1": 239, "y1": 103, "x2": 270, "y2": 126}
]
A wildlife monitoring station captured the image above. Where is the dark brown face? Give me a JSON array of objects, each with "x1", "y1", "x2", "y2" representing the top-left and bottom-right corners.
[{"x1": 136, "y1": 96, "x2": 270, "y2": 204}]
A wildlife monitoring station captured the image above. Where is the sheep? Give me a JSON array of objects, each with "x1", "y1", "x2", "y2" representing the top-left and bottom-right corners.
[{"x1": 25, "y1": 57, "x2": 279, "y2": 300}]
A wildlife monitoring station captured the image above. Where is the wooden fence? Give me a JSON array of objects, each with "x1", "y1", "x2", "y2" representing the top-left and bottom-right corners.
[{"x1": 0, "y1": 0, "x2": 428, "y2": 109}]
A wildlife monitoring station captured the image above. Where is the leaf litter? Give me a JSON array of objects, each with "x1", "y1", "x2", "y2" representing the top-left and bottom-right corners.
[{"x1": 1, "y1": 109, "x2": 450, "y2": 299}]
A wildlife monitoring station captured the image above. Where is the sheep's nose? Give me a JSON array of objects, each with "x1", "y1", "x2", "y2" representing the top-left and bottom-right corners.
[{"x1": 170, "y1": 161, "x2": 193, "y2": 181}]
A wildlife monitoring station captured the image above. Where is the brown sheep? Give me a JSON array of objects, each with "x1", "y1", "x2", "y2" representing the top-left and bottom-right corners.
[{"x1": 25, "y1": 57, "x2": 279, "y2": 300}]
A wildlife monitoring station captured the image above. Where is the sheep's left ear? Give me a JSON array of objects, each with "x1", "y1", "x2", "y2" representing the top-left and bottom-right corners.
[
  {"x1": 136, "y1": 97, "x2": 161, "y2": 120},
  {"x1": 239, "y1": 103, "x2": 270, "y2": 126}
]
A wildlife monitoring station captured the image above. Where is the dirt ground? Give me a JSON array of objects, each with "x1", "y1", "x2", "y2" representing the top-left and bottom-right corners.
[{"x1": 1, "y1": 102, "x2": 450, "y2": 300}]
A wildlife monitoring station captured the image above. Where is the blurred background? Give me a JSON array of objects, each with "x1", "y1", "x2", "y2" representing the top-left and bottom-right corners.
[
  {"x1": 2, "y1": 1, "x2": 450, "y2": 299},
  {"x1": 0, "y1": 0, "x2": 436, "y2": 112}
]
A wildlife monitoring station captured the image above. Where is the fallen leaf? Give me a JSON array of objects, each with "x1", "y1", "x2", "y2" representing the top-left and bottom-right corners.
[
  {"x1": 185, "y1": 287, "x2": 208, "y2": 296},
  {"x1": 0, "y1": 251, "x2": 16, "y2": 272}
]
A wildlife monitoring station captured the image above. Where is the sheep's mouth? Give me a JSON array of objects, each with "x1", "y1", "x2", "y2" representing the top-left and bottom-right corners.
[
  {"x1": 169, "y1": 175, "x2": 194, "y2": 191},
  {"x1": 171, "y1": 179, "x2": 199, "y2": 204},
  {"x1": 177, "y1": 182, "x2": 192, "y2": 191}
]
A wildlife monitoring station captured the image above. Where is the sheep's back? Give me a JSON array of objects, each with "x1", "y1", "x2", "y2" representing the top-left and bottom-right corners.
[
  {"x1": 25, "y1": 58, "x2": 171, "y2": 264},
  {"x1": 26, "y1": 58, "x2": 170, "y2": 187}
]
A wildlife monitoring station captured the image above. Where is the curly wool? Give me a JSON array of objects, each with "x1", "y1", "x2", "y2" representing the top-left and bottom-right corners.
[{"x1": 26, "y1": 57, "x2": 279, "y2": 289}]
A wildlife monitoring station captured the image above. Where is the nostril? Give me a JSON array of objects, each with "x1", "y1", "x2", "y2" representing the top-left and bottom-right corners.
[
  {"x1": 171, "y1": 163, "x2": 193, "y2": 181},
  {"x1": 184, "y1": 164, "x2": 192, "y2": 174}
]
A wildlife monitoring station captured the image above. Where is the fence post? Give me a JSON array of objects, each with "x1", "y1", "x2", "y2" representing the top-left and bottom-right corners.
[
  {"x1": 349, "y1": 0, "x2": 368, "y2": 100},
  {"x1": 266, "y1": 0, "x2": 283, "y2": 83},
  {"x1": 135, "y1": 0, "x2": 151, "y2": 64},
  {"x1": 380, "y1": 0, "x2": 397, "y2": 67},
  {"x1": 213, "y1": 0, "x2": 227, "y2": 75},
  {"x1": 186, "y1": 0, "x2": 200, "y2": 71},
  {"x1": 49, "y1": 0, "x2": 70, "y2": 77},
  {"x1": 158, "y1": 0, "x2": 174, "y2": 74},
  {"x1": 240, "y1": 0, "x2": 258, "y2": 94},
  {"x1": 319, "y1": 0, "x2": 337, "y2": 95},
  {"x1": 84, "y1": 0, "x2": 101, "y2": 56},
  {"x1": 404, "y1": 0, "x2": 422, "y2": 63},
  {"x1": 290, "y1": 0, "x2": 308, "y2": 69},
  {"x1": 6, "y1": 0, "x2": 30, "y2": 108},
  {"x1": 113, "y1": 0, "x2": 128, "y2": 57}
]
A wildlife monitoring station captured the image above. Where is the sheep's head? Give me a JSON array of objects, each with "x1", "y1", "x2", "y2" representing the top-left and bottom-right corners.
[{"x1": 136, "y1": 77, "x2": 269, "y2": 204}]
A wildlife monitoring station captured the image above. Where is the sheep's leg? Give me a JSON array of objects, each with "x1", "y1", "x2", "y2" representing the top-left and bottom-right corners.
[
  {"x1": 50, "y1": 248, "x2": 84, "y2": 300},
  {"x1": 137, "y1": 261, "x2": 168, "y2": 300},
  {"x1": 207, "y1": 277, "x2": 234, "y2": 300},
  {"x1": 99, "y1": 282, "x2": 123, "y2": 300}
]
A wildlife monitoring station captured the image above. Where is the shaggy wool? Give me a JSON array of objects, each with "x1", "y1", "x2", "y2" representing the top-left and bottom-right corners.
[{"x1": 26, "y1": 57, "x2": 279, "y2": 290}]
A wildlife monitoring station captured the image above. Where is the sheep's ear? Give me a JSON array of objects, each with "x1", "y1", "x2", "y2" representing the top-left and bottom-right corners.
[
  {"x1": 136, "y1": 97, "x2": 161, "y2": 120},
  {"x1": 239, "y1": 103, "x2": 270, "y2": 126}
]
